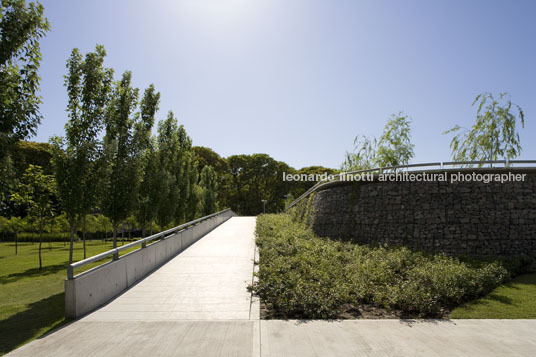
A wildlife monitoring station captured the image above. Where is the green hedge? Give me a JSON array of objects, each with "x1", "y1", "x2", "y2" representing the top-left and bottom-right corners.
[{"x1": 251, "y1": 214, "x2": 514, "y2": 318}]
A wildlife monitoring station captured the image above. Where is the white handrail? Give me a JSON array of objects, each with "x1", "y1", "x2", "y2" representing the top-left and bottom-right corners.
[{"x1": 67, "y1": 208, "x2": 232, "y2": 279}]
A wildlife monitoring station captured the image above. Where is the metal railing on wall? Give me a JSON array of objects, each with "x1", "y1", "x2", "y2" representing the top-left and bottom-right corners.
[
  {"x1": 286, "y1": 160, "x2": 536, "y2": 210},
  {"x1": 67, "y1": 208, "x2": 233, "y2": 279}
]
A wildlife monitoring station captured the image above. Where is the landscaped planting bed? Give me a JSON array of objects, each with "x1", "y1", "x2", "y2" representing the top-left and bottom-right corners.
[{"x1": 251, "y1": 214, "x2": 521, "y2": 319}]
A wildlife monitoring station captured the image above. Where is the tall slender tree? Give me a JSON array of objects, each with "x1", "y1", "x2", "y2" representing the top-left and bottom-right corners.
[
  {"x1": 135, "y1": 85, "x2": 161, "y2": 236},
  {"x1": 342, "y1": 112, "x2": 414, "y2": 170},
  {"x1": 156, "y1": 111, "x2": 181, "y2": 228},
  {"x1": 102, "y1": 71, "x2": 140, "y2": 254},
  {"x1": 51, "y1": 45, "x2": 113, "y2": 263},
  {"x1": 200, "y1": 165, "x2": 218, "y2": 216}
]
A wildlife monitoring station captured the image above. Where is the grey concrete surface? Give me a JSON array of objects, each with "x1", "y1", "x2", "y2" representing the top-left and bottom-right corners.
[
  {"x1": 9, "y1": 319, "x2": 536, "y2": 356},
  {"x1": 82, "y1": 216, "x2": 258, "y2": 321},
  {"x1": 260, "y1": 319, "x2": 536, "y2": 357},
  {"x1": 8, "y1": 320, "x2": 256, "y2": 357}
]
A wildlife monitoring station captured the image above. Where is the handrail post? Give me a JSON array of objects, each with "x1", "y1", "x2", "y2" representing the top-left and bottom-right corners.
[{"x1": 67, "y1": 265, "x2": 74, "y2": 280}]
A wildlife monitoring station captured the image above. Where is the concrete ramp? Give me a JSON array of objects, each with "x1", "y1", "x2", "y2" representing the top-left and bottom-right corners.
[{"x1": 84, "y1": 216, "x2": 258, "y2": 321}]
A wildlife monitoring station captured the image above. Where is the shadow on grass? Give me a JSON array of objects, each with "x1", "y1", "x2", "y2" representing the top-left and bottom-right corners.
[
  {"x1": 0, "y1": 292, "x2": 69, "y2": 355},
  {"x1": 0, "y1": 263, "x2": 67, "y2": 284},
  {"x1": 486, "y1": 293, "x2": 514, "y2": 305}
]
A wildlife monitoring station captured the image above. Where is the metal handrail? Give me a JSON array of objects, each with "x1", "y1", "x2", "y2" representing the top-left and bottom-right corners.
[
  {"x1": 286, "y1": 160, "x2": 536, "y2": 210},
  {"x1": 67, "y1": 208, "x2": 232, "y2": 279}
]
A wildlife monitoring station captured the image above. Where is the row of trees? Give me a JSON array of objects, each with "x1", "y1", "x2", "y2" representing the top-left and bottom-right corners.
[
  {"x1": 48, "y1": 45, "x2": 221, "y2": 264},
  {"x1": 343, "y1": 93, "x2": 525, "y2": 170},
  {"x1": 1, "y1": 35, "x2": 220, "y2": 268}
]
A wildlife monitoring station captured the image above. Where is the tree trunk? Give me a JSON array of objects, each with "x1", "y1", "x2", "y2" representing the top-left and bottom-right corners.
[
  {"x1": 121, "y1": 222, "x2": 124, "y2": 246},
  {"x1": 69, "y1": 223, "x2": 75, "y2": 264},
  {"x1": 83, "y1": 215, "x2": 87, "y2": 260},
  {"x1": 113, "y1": 223, "x2": 118, "y2": 260},
  {"x1": 150, "y1": 218, "x2": 153, "y2": 236},
  {"x1": 39, "y1": 217, "x2": 43, "y2": 270}
]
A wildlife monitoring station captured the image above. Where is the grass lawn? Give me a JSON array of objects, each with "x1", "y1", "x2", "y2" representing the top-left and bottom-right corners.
[
  {"x1": 450, "y1": 272, "x2": 536, "y2": 319},
  {"x1": 0, "y1": 240, "x2": 138, "y2": 355}
]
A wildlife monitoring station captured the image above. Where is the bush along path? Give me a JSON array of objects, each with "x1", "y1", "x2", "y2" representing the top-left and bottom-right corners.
[{"x1": 250, "y1": 214, "x2": 526, "y2": 319}]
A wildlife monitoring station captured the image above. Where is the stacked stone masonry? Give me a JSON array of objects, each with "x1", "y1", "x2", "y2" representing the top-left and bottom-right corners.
[{"x1": 297, "y1": 170, "x2": 536, "y2": 259}]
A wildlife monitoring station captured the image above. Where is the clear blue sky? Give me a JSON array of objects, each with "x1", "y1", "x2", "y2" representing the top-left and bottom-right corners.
[{"x1": 35, "y1": 0, "x2": 536, "y2": 169}]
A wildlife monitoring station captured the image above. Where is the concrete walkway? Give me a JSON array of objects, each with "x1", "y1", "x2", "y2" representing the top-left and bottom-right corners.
[
  {"x1": 84, "y1": 216, "x2": 258, "y2": 321},
  {"x1": 7, "y1": 216, "x2": 536, "y2": 356}
]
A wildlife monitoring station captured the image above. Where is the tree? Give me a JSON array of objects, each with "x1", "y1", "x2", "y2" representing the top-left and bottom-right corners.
[
  {"x1": 0, "y1": 0, "x2": 50, "y2": 159},
  {"x1": 156, "y1": 111, "x2": 181, "y2": 228},
  {"x1": 137, "y1": 138, "x2": 165, "y2": 236},
  {"x1": 2, "y1": 141, "x2": 55, "y2": 217},
  {"x1": 5, "y1": 216, "x2": 23, "y2": 254},
  {"x1": 102, "y1": 71, "x2": 149, "y2": 252},
  {"x1": 11, "y1": 164, "x2": 55, "y2": 268},
  {"x1": 135, "y1": 85, "x2": 161, "y2": 237},
  {"x1": 175, "y1": 125, "x2": 194, "y2": 223},
  {"x1": 342, "y1": 112, "x2": 414, "y2": 170},
  {"x1": 444, "y1": 92, "x2": 525, "y2": 165},
  {"x1": 49, "y1": 213, "x2": 69, "y2": 246},
  {"x1": 0, "y1": 155, "x2": 15, "y2": 215},
  {"x1": 193, "y1": 146, "x2": 228, "y2": 174},
  {"x1": 95, "y1": 214, "x2": 112, "y2": 240},
  {"x1": 226, "y1": 154, "x2": 291, "y2": 215},
  {"x1": 51, "y1": 45, "x2": 113, "y2": 263},
  {"x1": 200, "y1": 165, "x2": 218, "y2": 216},
  {"x1": 0, "y1": 215, "x2": 7, "y2": 241},
  {"x1": 342, "y1": 136, "x2": 377, "y2": 171},
  {"x1": 8, "y1": 141, "x2": 53, "y2": 176},
  {"x1": 289, "y1": 166, "x2": 339, "y2": 198}
]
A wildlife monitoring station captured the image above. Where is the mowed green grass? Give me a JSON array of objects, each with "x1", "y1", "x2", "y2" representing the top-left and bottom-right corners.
[
  {"x1": 450, "y1": 272, "x2": 536, "y2": 318},
  {"x1": 0, "y1": 240, "x2": 138, "y2": 355}
]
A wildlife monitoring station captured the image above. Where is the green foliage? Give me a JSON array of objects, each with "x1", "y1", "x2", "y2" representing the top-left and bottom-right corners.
[
  {"x1": 290, "y1": 166, "x2": 339, "y2": 198},
  {"x1": 136, "y1": 138, "x2": 164, "y2": 236},
  {"x1": 200, "y1": 165, "x2": 218, "y2": 216},
  {"x1": 8, "y1": 141, "x2": 52, "y2": 175},
  {"x1": 132, "y1": 86, "x2": 159, "y2": 235},
  {"x1": 0, "y1": 0, "x2": 50, "y2": 159},
  {"x1": 225, "y1": 154, "x2": 291, "y2": 215},
  {"x1": 10, "y1": 165, "x2": 55, "y2": 220},
  {"x1": 193, "y1": 146, "x2": 228, "y2": 174},
  {"x1": 10, "y1": 164, "x2": 55, "y2": 268},
  {"x1": 444, "y1": 92, "x2": 525, "y2": 164},
  {"x1": 0, "y1": 155, "x2": 15, "y2": 213},
  {"x1": 155, "y1": 111, "x2": 198, "y2": 225},
  {"x1": 52, "y1": 44, "x2": 113, "y2": 263},
  {"x1": 102, "y1": 70, "x2": 140, "y2": 245},
  {"x1": 252, "y1": 214, "x2": 510, "y2": 318},
  {"x1": 343, "y1": 112, "x2": 414, "y2": 170}
]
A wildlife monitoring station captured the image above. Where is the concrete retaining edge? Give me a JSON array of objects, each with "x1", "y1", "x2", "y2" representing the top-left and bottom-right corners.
[{"x1": 65, "y1": 210, "x2": 236, "y2": 318}]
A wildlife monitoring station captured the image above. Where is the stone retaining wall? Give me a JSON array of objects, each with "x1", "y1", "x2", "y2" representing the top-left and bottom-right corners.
[{"x1": 293, "y1": 169, "x2": 536, "y2": 259}]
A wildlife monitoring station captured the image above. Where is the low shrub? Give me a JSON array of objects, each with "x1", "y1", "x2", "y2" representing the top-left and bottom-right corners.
[{"x1": 251, "y1": 214, "x2": 511, "y2": 318}]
